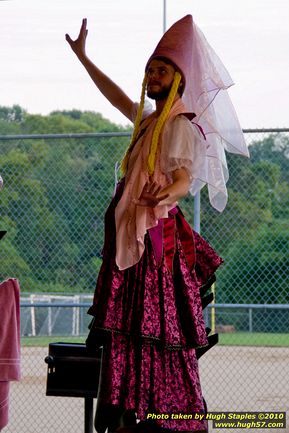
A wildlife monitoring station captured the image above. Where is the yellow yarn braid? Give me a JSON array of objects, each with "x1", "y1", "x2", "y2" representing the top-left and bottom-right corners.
[
  {"x1": 120, "y1": 71, "x2": 182, "y2": 176},
  {"x1": 120, "y1": 74, "x2": 147, "y2": 174},
  {"x1": 147, "y1": 71, "x2": 182, "y2": 175}
]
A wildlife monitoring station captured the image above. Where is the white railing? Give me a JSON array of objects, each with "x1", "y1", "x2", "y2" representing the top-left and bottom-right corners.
[{"x1": 20, "y1": 296, "x2": 289, "y2": 337}]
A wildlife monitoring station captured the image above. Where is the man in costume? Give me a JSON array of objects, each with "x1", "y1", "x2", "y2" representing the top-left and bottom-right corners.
[{"x1": 66, "y1": 15, "x2": 249, "y2": 433}]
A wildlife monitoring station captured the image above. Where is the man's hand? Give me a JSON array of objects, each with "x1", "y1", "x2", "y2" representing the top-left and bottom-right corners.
[
  {"x1": 65, "y1": 17, "x2": 134, "y2": 121},
  {"x1": 133, "y1": 179, "x2": 169, "y2": 208},
  {"x1": 134, "y1": 168, "x2": 190, "y2": 207},
  {"x1": 65, "y1": 18, "x2": 88, "y2": 59}
]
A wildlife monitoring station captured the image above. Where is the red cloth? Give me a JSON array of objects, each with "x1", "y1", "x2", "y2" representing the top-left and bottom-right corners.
[
  {"x1": 0, "y1": 382, "x2": 9, "y2": 431},
  {"x1": 0, "y1": 278, "x2": 21, "y2": 430},
  {"x1": 148, "y1": 207, "x2": 196, "y2": 273}
]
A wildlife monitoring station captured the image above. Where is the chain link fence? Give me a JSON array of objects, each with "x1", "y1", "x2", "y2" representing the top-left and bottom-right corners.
[{"x1": 1, "y1": 129, "x2": 289, "y2": 432}]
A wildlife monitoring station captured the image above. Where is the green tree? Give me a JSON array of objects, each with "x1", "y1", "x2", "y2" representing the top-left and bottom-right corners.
[
  {"x1": 1, "y1": 106, "x2": 130, "y2": 292},
  {"x1": 218, "y1": 220, "x2": 289, "y2": 305}
]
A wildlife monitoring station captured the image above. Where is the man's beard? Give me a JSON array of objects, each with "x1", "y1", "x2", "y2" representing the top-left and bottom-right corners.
[{"x1": 147, "y1": 84, "x2": 171, "y2": 101}]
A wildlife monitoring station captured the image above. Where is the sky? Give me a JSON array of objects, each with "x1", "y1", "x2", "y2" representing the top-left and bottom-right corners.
[{"x1": 0, "y1": 0, "x2": 288, "y2": 128}]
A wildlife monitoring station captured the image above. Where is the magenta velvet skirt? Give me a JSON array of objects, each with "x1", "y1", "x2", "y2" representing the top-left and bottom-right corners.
[{"x1": 88, "y1": 181, "x2": 223, "y2": 431}]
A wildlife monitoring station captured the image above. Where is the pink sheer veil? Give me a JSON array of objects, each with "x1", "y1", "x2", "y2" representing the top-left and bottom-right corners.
[{"x1": 183, "y1": 18, "x2": 249, "y2": 211}]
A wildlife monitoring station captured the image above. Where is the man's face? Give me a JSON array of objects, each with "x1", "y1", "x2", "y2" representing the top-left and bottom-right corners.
[{"x1": 146, "y1": 59, "x2": 175, "y2": 101}]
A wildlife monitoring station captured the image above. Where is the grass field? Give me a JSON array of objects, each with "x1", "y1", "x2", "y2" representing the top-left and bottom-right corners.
[
  {"x1": 21, "y1": 336, "x2": 85, "y2": 347},
  {"x1": 219, "y1": 332, "x2": 289, "y2": 346},
  {"x1": 21, "y1": 332, "x2": 289, "y2": 347}
]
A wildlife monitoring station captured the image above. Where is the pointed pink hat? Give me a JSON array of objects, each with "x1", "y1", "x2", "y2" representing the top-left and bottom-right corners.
[{"x1": 145, "y1": 14, "x2": 194, "y2": 89}]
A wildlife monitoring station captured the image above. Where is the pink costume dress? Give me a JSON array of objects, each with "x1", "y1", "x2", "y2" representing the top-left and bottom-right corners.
[{"x1": 87, "y1": 99, "x2": 223, "y2": 432}]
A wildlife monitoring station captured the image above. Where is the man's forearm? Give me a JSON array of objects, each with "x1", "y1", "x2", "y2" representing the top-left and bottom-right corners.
[
  {"x1": 157, "y1": 177, "x2": 189, "y2": 206},
  {"x1": 66, "y1": 19, "x2": 134, "y2": 121},
  {"x1": 77, "y1": 54, "x2": 133, "y2": 120}
]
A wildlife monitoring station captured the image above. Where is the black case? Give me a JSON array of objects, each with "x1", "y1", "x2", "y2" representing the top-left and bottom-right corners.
[{"x1": 45, "y1": 342, "x2": 102, "y2": 398}]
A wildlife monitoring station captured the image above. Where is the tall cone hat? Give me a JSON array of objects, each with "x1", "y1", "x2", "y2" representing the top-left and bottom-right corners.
[{"x1": 146, "y1": 15, "x2": 193, "y2": 89}]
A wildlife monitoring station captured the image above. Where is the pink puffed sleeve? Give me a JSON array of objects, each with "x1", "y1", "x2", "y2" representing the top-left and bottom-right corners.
[
  {"x1": 160, "y1": 115, "x2": 207, "y2": 184},
  {"x1": 161, "y1": 114, "x2": 233, "y2": 208}
]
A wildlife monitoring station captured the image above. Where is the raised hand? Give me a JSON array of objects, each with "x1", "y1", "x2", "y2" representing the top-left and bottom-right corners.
[
  {"x1": 65, "y1": 17, "x2": 134, "y2": 120},
  {"x1": 65, "y1": 18, "x2": 88, "y2": 59},
  {"x1": 133, "y1": 179, "x2": 169, "y2": 207}
]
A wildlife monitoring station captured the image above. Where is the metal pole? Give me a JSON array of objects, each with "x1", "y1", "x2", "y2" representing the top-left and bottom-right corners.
[
  {"x1": 163, "y1": 0, "x2": 167, "y2": 33},
  {"x1": 30, "y1": 294, "x2": 36, "y2": 337},
  {"x1": 249, "y1": 308, "x2": 253, "y2": 332},
  {"x1": 84, "y1": 397, "x2": 94, "y2": 433},
  {"x1": 193, "y1": 191, "x2": 201, "y2": 233},
  {"x1": 211, "y1": 283, "x2": 216, "y2": 334},
  {"x1": 48, "y1": 298, "x2": 52, "y2": 336}
]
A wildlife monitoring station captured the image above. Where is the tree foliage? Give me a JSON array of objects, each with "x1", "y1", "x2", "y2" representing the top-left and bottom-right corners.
[
  {"x1": 199, "y1": 135, "x2": 289, "y2": 304},
  {"x1": 0, "y1": 106, "x2": 130, "y2": 292}
]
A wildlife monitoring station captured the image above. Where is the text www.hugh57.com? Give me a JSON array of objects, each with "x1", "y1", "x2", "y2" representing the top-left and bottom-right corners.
[
  {"x1": 211, "y1": 411, "x2": 286, "y2": 429},
  {"x1": 213, "y1": 420, "x2": 285, "y2": 429}
]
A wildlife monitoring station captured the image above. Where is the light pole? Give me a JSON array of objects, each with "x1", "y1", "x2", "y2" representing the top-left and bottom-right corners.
[{"x1": 163, "y1": 0, "x2": 167, "y2": 33}]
